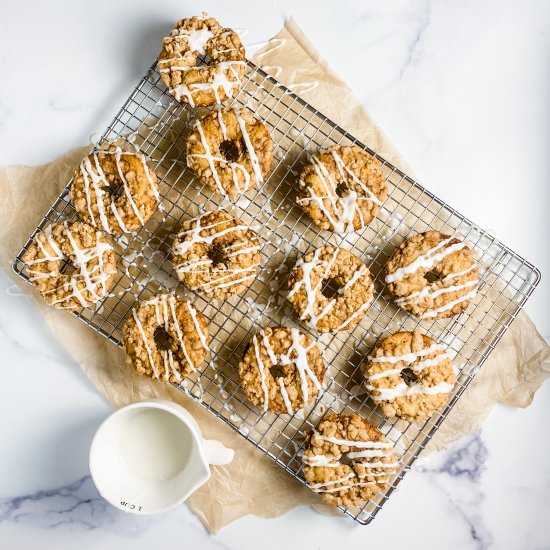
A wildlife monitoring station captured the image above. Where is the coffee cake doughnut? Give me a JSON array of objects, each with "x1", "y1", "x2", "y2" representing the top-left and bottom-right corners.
[
  {"x1": 303, "y1": 413, "x2": 398, "y2": 508},
  {"x1": 172, "y1": 210, "x2": 261, "y2": 300},
  {"x1": 238, "y1": 327, "x2": 326, "y2": 414},
  {"x1": 297, "y1": 145, "x2": 387, "y2": 234},
  {"x1": 22, "y1": 221, "x2": 116, "y2": 310},
  {"x1": 286, "y1": 245, "x2": 374, "y2": 333},
  {"x1": 385, "y1": 231, "x2": 478, "y2": 319},
  {"x1": 123, "y1": 294, "x2": 210, "y2": 383},
  {"x1": 158, "y1": 14, "x2": 246, "y2": 106},
  {"x1": 187, "y1": 109, "x2": 273, "y2": 197},
  {"x1": 363, "y1": 331, "x2": 456, "y2": 421},
  {"x1": 71, "y1": 146, "x2": 160, "y2": 235}
]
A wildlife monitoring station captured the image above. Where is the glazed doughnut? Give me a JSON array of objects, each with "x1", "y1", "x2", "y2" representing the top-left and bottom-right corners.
[
  {"x1": 158, "y1": 14, "x2": 246, "y2": 106},
  {"x1": 363, "y1": 331, "x2": 456, "y2": 421},
  {"x1": 123, "y1": 294, "x2": 210, "y2": 383},
  {"x1": 172, "y1": 210, "x2": 261, "y2": 300},
  {"x1": 286, "y1": 245, "x2": 374, "y2": 333},
  {"x1": 71, "y1": 146, "x2": 160, "y2": 235},
  {"x1": 186, "y1": 109, "x2": 273, "y2": 197},
  {"x1": 385, "y1": 231, "x2": 478, "y2": 319},
  {"x1": 22, "y1": 221, "x2": 117, "y2": 310},
  {"x1": 297, "y1": 145, "x2": 387, "y2": 233},
  {"x1": 238, "y1": 327, "x2": 326, "y2": 414},
  {"x1": 303, "y1": 413, "x2": 398, "y2": 508}
]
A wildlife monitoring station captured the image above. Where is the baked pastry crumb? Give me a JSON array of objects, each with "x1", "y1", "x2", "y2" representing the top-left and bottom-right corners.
[
  {"x1": 363, "y1": 331, "x2": 456, "y2": 421},
  {"x1": 123, "y1": 294, "x2": 210, "y2": 383},
  {"x1": 238, "y1": 326, "x2": 326, "y2": 414},
  {"x1": 22, "y1": 221, "x2": 116, "y2": 310},
  {"x1": 303, "y1": 413, "x2": 398, "y2": 507},
  {"x1": 297, "y1": 145, "x2": 387, "y2": 234},
  {"x1": 385, "y1": 231, "x2": 478, "y2": 319}
]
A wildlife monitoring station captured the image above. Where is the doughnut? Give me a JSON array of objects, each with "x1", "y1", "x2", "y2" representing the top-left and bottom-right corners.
[
  {"x1": 22, "y1": 221, "x2": 117, "y2": 310},
  {"x1": 297, "y1": 145, "x2": 387, "y2": 233},
  {"x1": 123, "y1": 294, "x2": 210, "y2": 383},
  {"x1": 71, "y1": 145, "x2": 160, "y2": 235},
  {"x1": 363, "y1": 331, "x2": 456, "y2": 421},
  {"x1": 158, "y1": 14, "x2": 246, "y2": 106},
  {"x1": 286, "y1": 245, "x2": 374, "y2": 333},
  {"x1": 238, "y1": 326, "x2": 326, "y2": 414},
  {"x1": 186, "y1": 109, "x2": 274, "y2": 197},
  {"x1": 172, "y1": 210, "x2": 261, "y2": 300},
  {"x1": 303, "y1": 413, "x2": 398, "y2": 508},
  {"x1": 385, "y1": 231, "x2": 479, "y2": 319}
]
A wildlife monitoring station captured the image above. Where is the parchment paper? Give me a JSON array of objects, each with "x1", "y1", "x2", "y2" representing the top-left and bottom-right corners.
[{"x1": 0, "y1": 19, "x2": 548, "y2": 533}]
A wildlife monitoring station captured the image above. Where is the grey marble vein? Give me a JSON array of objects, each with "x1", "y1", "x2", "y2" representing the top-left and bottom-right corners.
[{"x1": 419, "y1": 432, "x2": 492, "y2": 550}]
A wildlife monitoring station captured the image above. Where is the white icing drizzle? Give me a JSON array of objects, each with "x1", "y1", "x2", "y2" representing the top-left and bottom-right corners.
[
  {"x1": 78, "y1": 147, "x2": 157, "y2": 234},
  {"x1": 186, "y1": 28, "x2": 213, "y2": 55},
  {"x1": 367, "y1": 354, "x2": 449, "y2": 381},
  {"x1": 385, "y1": 237, "x2": 468, "y2": 284},
  {"x1": 186, "y1": 301, "x2": 209, "y2": 351},
  {"x1": 216, "y1": 107, "x2": 228, "y2": 140},
  {"x1": 190, "y1": 119, "x2": 225, "y2": 194},
  {"x1": 130, "y1": 295, "x2": 207, "y2": 381},
  {"x1": 395, "y1": 278, "x2": 478, "y2": 306},
  {"x1": 173, "y1": 215, "x2": 250, "y2": 255},
  {"x1": 315, "y1": 480, "x2": 378, "y2": 494},
  {"x1": 187, "y1": 109, "x2": 263, "y2": 196},
  {"x1": 172, "y1": 213, "x2": 260, "y2": 294},
  {"x1": 309, "y1": 473, "x2": 355, "y2": 489},
  {"x1": 419, "y1": 288, "x2": 478, "y2": 319},
  {"x1": 132, "y1": 308, "x2": 159, "y2": 379},
  {"x1": 252, "y1": 334, "x2": 270, "y2": 412},
  {"x1": 368, "y1": 342, "x2": 444, "y2": 364},
  {"x1": 190, "y1": 267, "x2": 258, "y2": 293},
  {"x1": 261, "y1": 65, "x2": 283, "y2": 78},
  {"x1": 168, "y1": 297, "x2": 195, "y2": 372},
  {"x1": 288, "y1": 81, "x2": 319, "y2": 94},
  {"x1": 287, "y1": 248, "x2": 370, "y2": 331},
  {"x1": 27, "y1": 223, "x2": 114, "y2": 309},
  {"x1": 278, "y1": 378, "x2": 293, "y2": 415},
  {"x1": 365, "y1": 381, "x2": 455, "y2": 401},
  {"x1": 252, "y1": 328, "x2": 321, "y2": 413},
  {"x1": 442, "y1": 264, "x2": 478, "y2": 281},
  {"x1": 298, "y1": 150, "x2": 382, "y2": 234},
  {"x1": 302, "y1": 454, "x2": 340, "y2": 468},
  {"x1": 248, "y1": 38, "x2": 286, "y2": 58},
  {"x1": 165, "y1": 61, "x2": 247, "y2": 106},
  {"x1": 333, "y1": 295, "x2": 373, "y2": 332},
  {"x1": 312, "y1": 432, "x2": 393, "y2": 450},
  {"x1": 234, "y1": 110, "x2": 264, "y2": 185}
]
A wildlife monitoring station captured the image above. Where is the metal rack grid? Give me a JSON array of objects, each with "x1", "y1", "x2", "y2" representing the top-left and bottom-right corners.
[{"x1": 13, "y1": 60, "x2": 540, "y2": 525}]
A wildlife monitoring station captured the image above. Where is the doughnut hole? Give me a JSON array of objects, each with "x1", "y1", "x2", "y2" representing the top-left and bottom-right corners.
[
  {"x1": 339, "y1": 453, "x2": 354, "y2": 467},
  {"x1": 58, "y1": 258, "x2": 75, "y2": 277},
  {"x1": 424, "y1": 270, "x2": 439, "y2": 283},
  {"x1": 269, "y1": 364, "x2": 284, "y2": 378},
  {"x1": 335, "y1": 183, "x2": 349, "y2": 198},
  {"x1": 154, "y1": 326, "x2": 175, "y2": 351},
  {"x1": 321, "y1": 277, "x2": 343, "y2": 300},
  {"x1": 207, "y1": 244, "x2": 227, "y2": 267},
  {"x1": 219, "y1": 139, "x2": 243, "y2": 162},
  {"x1": 401, "y1": 368, "x2": 418, "y2": 386},
  {"x1": 105, "y1": 180, "x2": 124, "y2": 199}
]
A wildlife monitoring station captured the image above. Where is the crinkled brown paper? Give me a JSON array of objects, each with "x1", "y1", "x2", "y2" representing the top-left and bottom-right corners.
[{"x1": 0, "y1": 19, "x2": 548, "y2": 533}]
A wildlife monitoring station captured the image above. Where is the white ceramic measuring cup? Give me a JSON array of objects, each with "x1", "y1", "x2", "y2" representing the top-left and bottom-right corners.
[{"x1": 89, "y1": 399, "x2": 234, "y2": 514}]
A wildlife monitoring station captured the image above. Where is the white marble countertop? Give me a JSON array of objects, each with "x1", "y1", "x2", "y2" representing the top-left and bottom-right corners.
[{"x1": 1, "y1": 1, "x2": 549, "y2": 548}]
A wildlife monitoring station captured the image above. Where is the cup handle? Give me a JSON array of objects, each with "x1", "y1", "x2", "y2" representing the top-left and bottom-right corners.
[{"x1": 202, "y1": 439, "x2": 234, "y2": 466}]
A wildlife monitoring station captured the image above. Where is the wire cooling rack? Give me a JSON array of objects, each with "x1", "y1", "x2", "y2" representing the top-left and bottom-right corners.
[{"x1": 13, "y1": 59, "x2": 540, "y2": 524}]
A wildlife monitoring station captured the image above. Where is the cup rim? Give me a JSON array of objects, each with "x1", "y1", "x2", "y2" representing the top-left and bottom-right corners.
[{"x1": 89, "y1": 400, "x2": 211, "y2": 515}]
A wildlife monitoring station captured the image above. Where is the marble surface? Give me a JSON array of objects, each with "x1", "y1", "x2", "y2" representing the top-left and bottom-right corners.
[{"x1": 1, "y1": 1, "x2": 549, "y2": 548}]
